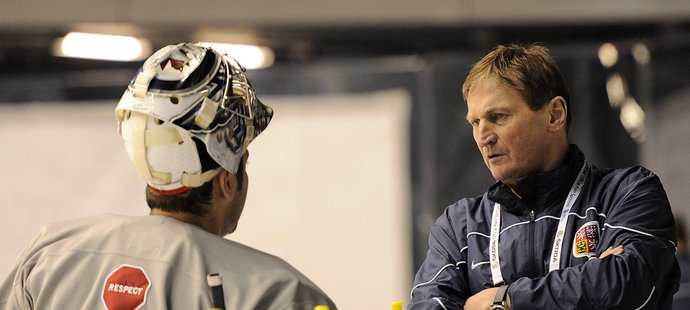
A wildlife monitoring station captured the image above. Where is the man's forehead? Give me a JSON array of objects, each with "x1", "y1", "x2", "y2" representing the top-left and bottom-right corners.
[
  {"x1": 466, "y1": 93, "x2": 507, "y2": 117},
  {"x1": 466, "y1": 81, "x2": 527, "y2": 115}
]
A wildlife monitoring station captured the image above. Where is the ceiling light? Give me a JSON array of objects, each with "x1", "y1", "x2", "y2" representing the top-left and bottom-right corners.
[
  {"x1": 598, "y1": 42, "x2": 618, "y2": 68},
  {"x1": 199, "y1": 42, "x2": 275, "y2": 69},
  {"x1": 605, "y1": 74, "x2": 627, "y2": 107},
  {"x1": 53, "y1": 32, "x2": 151, "y2": 62},
  {"x1": 620, "y1": 97, "x2": 647, "y2": 142},
  {"x1": 632, "y1": 43, "x2": 651, "y2": 65}
]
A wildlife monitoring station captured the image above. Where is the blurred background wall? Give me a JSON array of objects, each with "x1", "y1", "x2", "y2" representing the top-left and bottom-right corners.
[{"x1": 1, "y1": 1, "x2": 690, "y2": 308}]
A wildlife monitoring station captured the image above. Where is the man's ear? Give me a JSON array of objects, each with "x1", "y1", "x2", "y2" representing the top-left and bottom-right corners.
[
  {"x1": 547, "y1": 96, "x2": 568, "y2": 132},
  {"x1": 216, "y1": 170, "x2": 236, "y2": 200}
]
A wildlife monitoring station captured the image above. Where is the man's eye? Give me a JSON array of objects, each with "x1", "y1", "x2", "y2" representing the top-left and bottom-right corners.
[
  {"x1": 492, "y1": 114, "x2": 509, "y2": 122},
  {"x1": 468, "y1": 119, "x2": 479, "y2": 127}
]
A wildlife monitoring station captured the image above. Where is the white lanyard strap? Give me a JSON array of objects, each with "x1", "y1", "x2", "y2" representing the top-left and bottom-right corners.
[
  {"x1": 548, "y1": 162, "x2": 590, "y2": 272},
  {"x1": 489, "y1": 162, "x2": 590, "y2": 285},
  {"x1": 489, "y1": 203, "x2": 504, "y2": 285}
]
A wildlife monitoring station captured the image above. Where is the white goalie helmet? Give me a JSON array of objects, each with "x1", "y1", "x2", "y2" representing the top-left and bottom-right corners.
[{"x1": 116, "y1": 42, "x2": 273, "y2": 192}]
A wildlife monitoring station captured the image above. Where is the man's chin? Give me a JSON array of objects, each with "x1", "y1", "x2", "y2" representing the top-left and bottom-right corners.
[
  {"x1": 490, "y1": 171, "x2": 517, "y2": 186},
  {"x1": 489, "y1": 170, "x2": 504, "y2": 182}
]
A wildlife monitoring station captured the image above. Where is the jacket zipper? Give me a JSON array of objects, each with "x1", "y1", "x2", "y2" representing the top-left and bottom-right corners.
[{"x1": 529, "y1": 209, "x2": 536, "y2": 277}]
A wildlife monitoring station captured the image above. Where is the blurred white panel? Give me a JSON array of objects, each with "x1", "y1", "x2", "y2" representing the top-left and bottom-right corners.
[
  {"x1": 233, "y1": 89, "x2": 413, "y2": 309},
  {"x1": 0, "y1": 102, "x2": 147, "y2": 278}
]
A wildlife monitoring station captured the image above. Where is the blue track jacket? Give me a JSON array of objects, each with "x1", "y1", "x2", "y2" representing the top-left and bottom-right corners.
[{"x1": 410, "y1": 145, "x2": 679, "y2": 309}]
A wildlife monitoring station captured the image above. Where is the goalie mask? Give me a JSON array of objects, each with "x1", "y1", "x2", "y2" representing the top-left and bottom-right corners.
[{"x1": 116, "y1": 42, "x2": 273, "y2": 192}]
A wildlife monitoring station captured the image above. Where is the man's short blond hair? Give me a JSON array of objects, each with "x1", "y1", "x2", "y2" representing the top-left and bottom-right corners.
[{"x1": 462, "y1": 43, "x2": 571, "y2": 129}]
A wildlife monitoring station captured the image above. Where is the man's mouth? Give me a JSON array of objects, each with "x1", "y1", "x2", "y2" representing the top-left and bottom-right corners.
[{"x1": 487, "y1": 153, "x2": 503, "y2": 161}]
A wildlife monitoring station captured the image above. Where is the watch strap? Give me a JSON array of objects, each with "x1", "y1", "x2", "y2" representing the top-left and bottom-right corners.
[{"x1": 492, "y1": 284, "x2": 509, "y2": 305}]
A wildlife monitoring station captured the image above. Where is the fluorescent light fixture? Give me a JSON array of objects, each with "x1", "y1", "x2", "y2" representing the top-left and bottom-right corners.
[
  {"x1": 199, "y1": 42, "x2": 275, "y2": 69},
  {"x1": 53, "y1": 32, "x2": 151, "y2": 62}
]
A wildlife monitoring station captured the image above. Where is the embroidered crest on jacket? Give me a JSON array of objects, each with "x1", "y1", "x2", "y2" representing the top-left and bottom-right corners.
[{"x1": 573, "y1": 221, "x2": 600, "y2": 258}]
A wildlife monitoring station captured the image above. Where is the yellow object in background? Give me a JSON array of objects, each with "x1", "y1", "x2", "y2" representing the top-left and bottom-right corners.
[
  {"x1": 314, "y1": 305, "x2": 330, "y2": 310},
  {"x1": 392, "y1": 301, "x2": 403, "y2": 310}
]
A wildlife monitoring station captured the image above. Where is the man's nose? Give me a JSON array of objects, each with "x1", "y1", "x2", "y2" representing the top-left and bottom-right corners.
[{"x1": 476, "y1": 122, "x2": 496, "y2": 147}]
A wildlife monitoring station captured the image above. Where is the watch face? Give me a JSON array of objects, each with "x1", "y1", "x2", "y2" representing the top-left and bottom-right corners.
[{"x1": 490, "y1": 305, "x2": 507, "y2": 310}]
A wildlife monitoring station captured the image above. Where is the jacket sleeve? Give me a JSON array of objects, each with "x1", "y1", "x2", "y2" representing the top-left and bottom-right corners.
[
  {"x1": 408, "y1": 202, "x2": 471, "y2": 310},
  {"x1": 508, "y1": 168, "x2": 679, "y2": 309}
]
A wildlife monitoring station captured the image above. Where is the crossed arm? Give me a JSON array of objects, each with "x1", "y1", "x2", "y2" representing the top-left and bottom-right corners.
[{"x1": 464, "y1": 245, "x2": 626, "y2": 310}]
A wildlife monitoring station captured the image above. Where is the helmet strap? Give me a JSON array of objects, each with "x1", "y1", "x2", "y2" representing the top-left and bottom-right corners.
[{"x1": 150, "y1": 186, "x2": 193, "y2": 196}]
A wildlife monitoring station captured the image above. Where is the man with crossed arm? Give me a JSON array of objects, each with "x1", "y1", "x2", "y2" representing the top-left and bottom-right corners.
[{"x1": 409, "y1": 43, "x2": 678, "y2": 309}]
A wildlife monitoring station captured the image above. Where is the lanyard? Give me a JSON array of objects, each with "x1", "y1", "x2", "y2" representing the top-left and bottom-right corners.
[
  {"x1": 489, "y1": 203, "x2": 505, "y2": 285},
  {"x1": 489, "y1": 163, "x2": 590, "y2": 285}
]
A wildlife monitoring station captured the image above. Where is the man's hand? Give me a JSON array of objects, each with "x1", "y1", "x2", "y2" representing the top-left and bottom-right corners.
[
  {"x1": 465, "y1": 287, "x2": 511, "y2": 310},
  {"x1": 600, "y1": 245, "x2": 625, "y2": 258}
]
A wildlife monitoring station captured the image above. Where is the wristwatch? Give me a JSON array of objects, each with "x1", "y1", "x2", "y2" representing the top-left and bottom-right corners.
[{"x1": 490, "y1": 285, "x2": 509, "y2": 310}]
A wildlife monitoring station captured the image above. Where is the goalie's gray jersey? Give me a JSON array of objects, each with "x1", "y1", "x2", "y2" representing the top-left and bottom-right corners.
[{"x1": 0, "y1": 214, "x2": 335, "y2": 310}]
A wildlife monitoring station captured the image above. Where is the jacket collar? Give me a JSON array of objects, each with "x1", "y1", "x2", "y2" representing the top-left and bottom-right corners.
[{"x1": 486, "y1": 144, "x2": 585, "y2": 216}]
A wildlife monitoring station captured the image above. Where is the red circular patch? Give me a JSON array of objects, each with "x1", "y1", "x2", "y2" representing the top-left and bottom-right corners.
[{"x1": 102, "y1": 265, "x2": 151, "y2": 310}]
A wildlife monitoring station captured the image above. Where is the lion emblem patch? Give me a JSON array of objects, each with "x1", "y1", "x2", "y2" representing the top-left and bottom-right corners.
[{"x1": 573, "y1": 221, "x2": 600, "y2": 258}]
